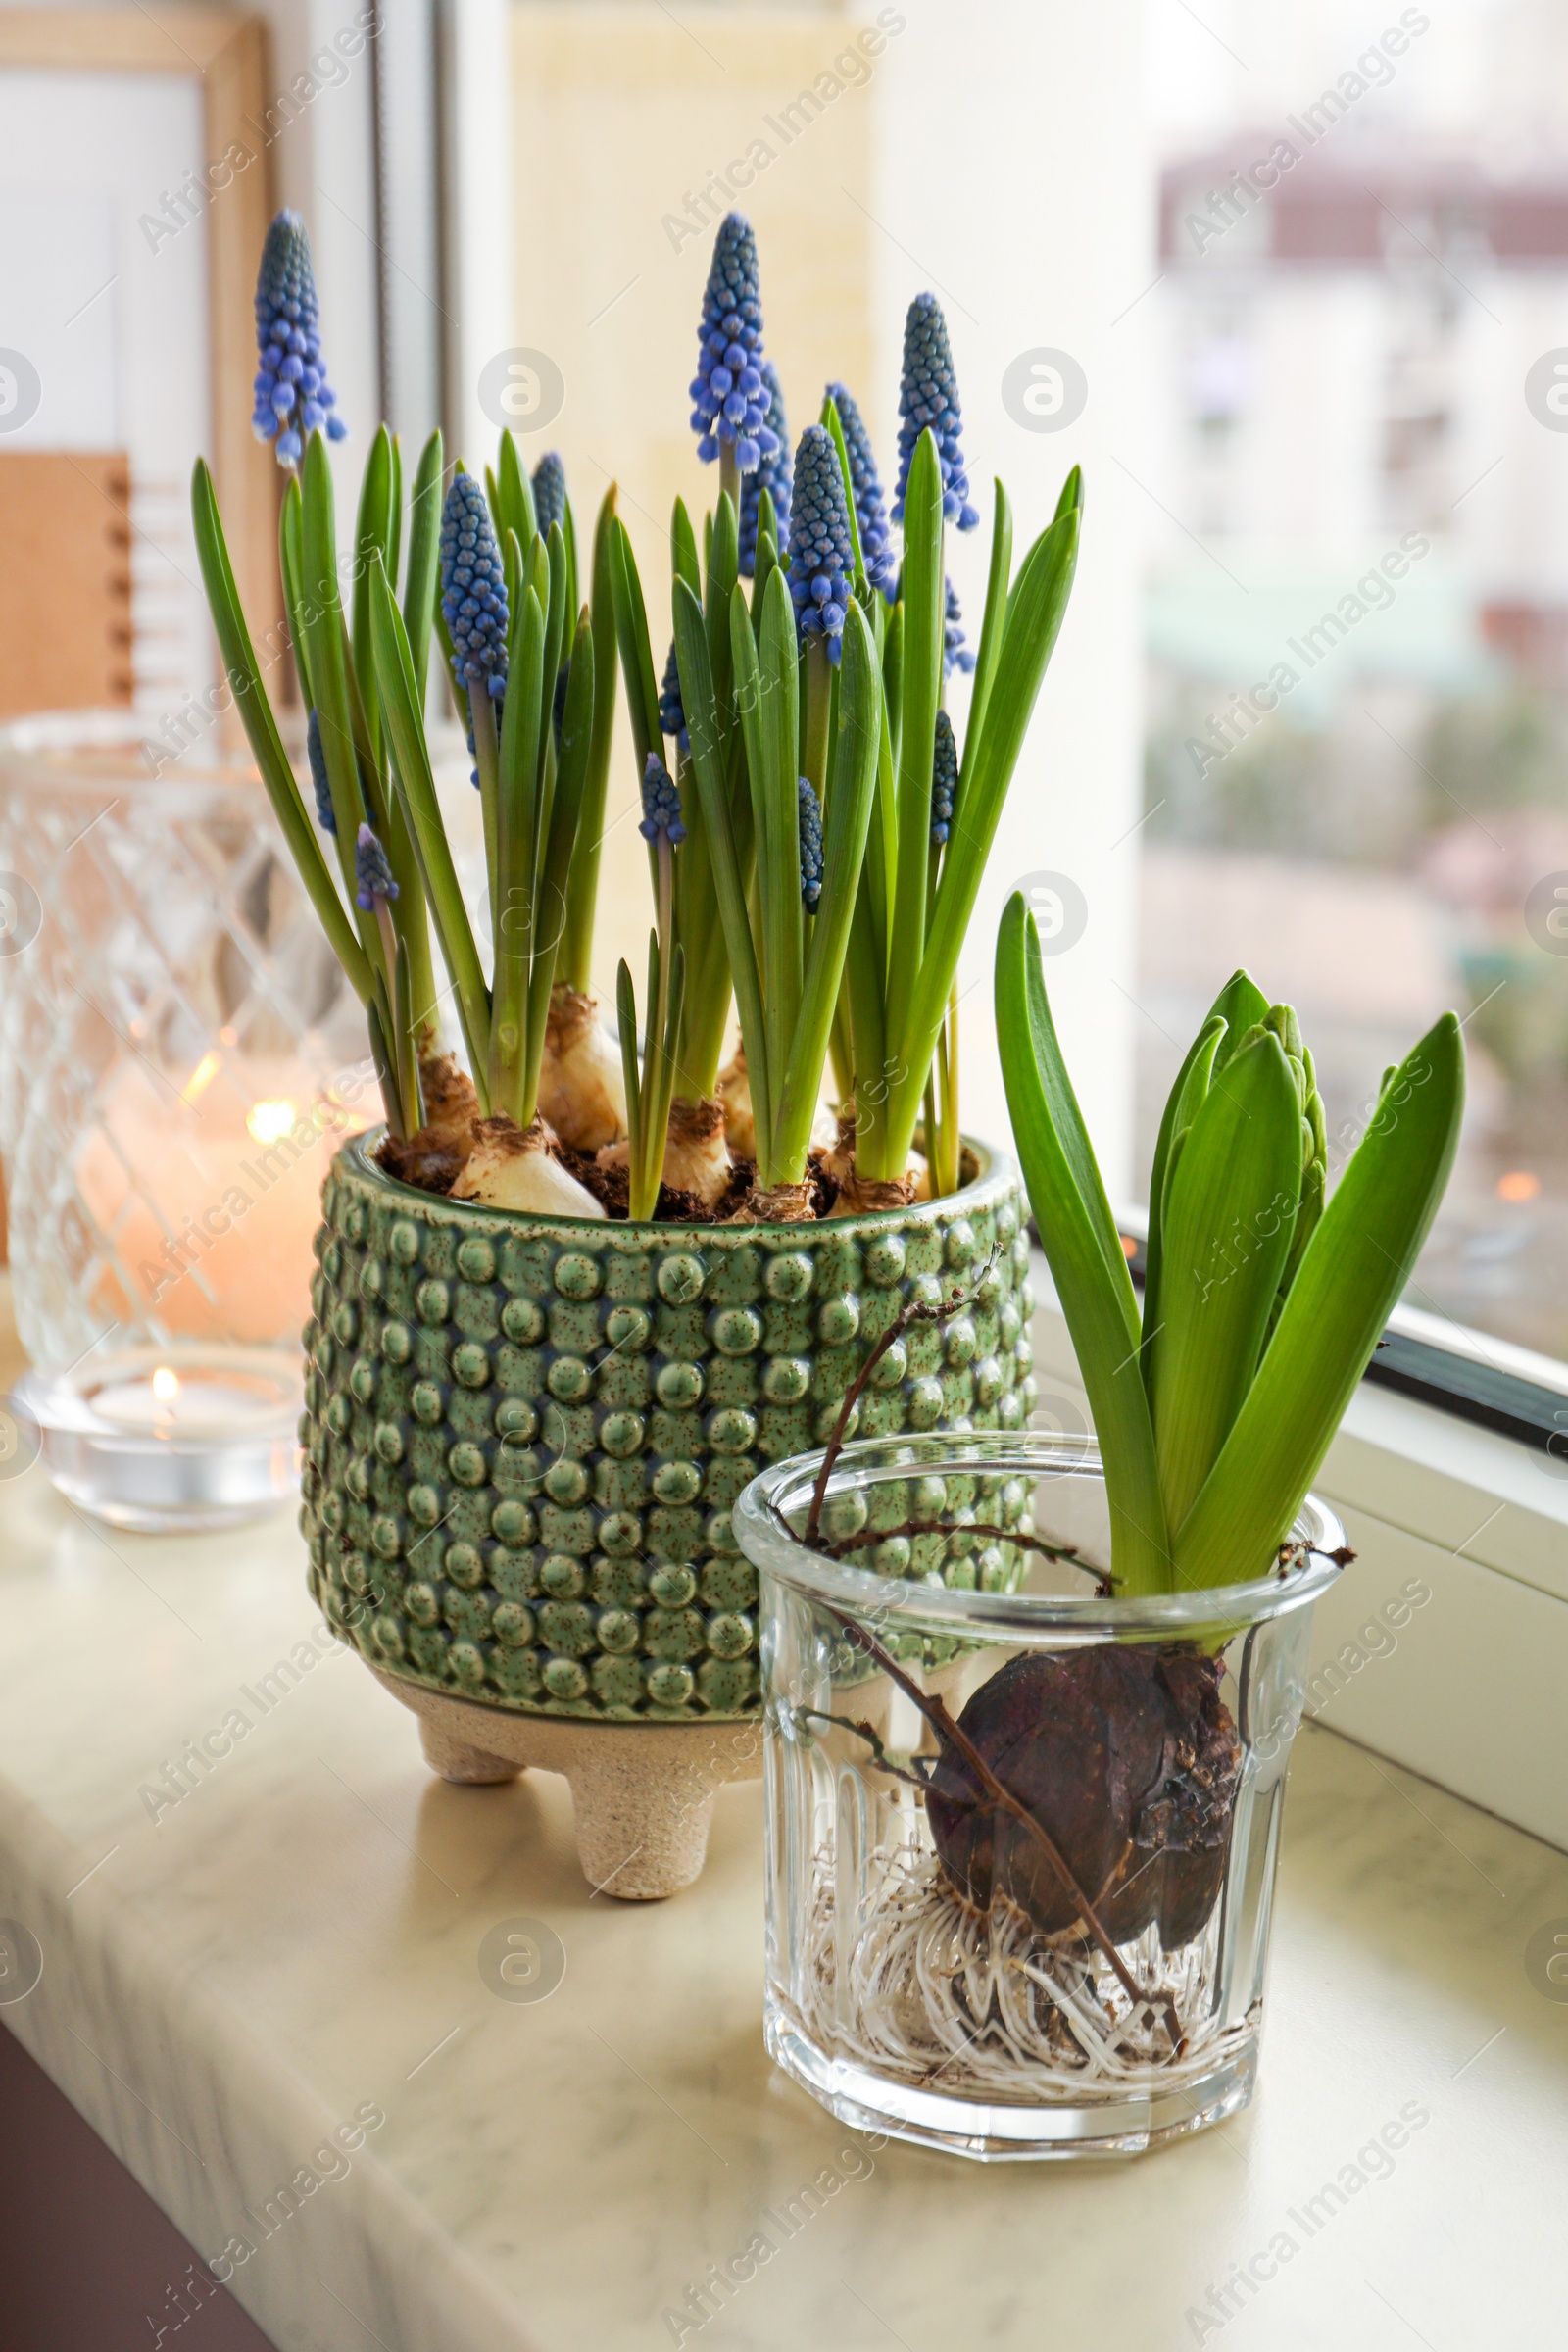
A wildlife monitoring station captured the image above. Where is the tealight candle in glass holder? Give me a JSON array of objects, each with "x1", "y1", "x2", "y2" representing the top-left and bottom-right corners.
[{"x1": 0, "y1": 712, "x2": 379, "y2": 1530}]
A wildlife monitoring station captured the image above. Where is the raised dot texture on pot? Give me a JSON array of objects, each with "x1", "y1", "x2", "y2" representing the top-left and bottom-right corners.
[{"x1": 658, "y1": 1252, "x2": 706, "y2": 1305}]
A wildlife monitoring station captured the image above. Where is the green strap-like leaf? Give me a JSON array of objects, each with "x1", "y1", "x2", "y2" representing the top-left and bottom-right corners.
[
  {"x1": 674, "y1": 575, "x2": 772, "y2": 1171},
  {"x1": 492, "y1": 588, "x2": 546, "y2": 1121},
  {"x1": 609, "y1": 519, "x2": 662, "y2": 774},
  {"x1": 775, "y1": 600, "x2": 881, "y2": 1176},
  {"x1": 190, "y1": 459, "x2": 369, "y2": 1001},
  {"x1": 996, "y1": 894, "x2": 1170, "y2": 1593},
  {"x1": 1150, "y1": 1030, "x2": 1302, "y2": 1533},
  {"x1": 368, "y1": 557, "x2": 491, "y2": 1099},
  {"x1": 401, "y1": 429, "x2": 443, "y2": 696},
  {"x1": 1207, "y1": 968, "x2": 1270, "y2": 1076},
  {"x1": 1141, "y1": 1010, "x2": 1226, "y2": 1399},
  {"x1": 562, "y1": 486, "x2": 620, "y2": 992},
  {"x1": 1174, "y1": 1012, "x2": 1465, "y2": 1588},
  {"x1": 351, "y1": 425, "x2": 395, "y2": 769},
  {"x1": 887, "y1": 498, "x2": 1080, "y2": 1168},
  {"x1": 954, "y1": 476, "x2": 1013, "y2": 822},
  {"x1": 525, "y1": 611, "x2": 596, "y2": 1109},
  {"x1": 890, "y1": 429, "x2": 944, "y2": 1010}
]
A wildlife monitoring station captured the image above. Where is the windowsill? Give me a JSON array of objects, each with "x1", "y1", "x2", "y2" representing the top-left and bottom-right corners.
[
  {"x1": 1029, "y1": 1250, "x2": 1568, "y2": 1851},
  {"x1": 1, "y1": 1412, "x2": 1565, "y2": 2348}
]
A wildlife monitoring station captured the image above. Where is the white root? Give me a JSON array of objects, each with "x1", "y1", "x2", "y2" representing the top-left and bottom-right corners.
[
  {"x1": 785, "y1": 1839, "x2": 1246, "y2": 2100},
  {"x1": 538, "y1": 984, "x2": 626, "y2": 1153},
  {"x1": 451, "y1": 1115, "x2": 605, "y2": 1217}
]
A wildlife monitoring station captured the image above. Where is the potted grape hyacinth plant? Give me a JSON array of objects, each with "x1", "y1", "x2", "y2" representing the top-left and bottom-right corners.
[
  {"x1": 736, "y1": 917, "x2": 1463, "y2": 2154},
  {"x1": 193, "y1": 208, "x2": 1071, "y2": 1896}
]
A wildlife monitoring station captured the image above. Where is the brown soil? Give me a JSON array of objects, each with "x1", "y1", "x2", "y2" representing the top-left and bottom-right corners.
[{"x1": 378, "y1": 1129, "x2": 846, "y2": 1224}]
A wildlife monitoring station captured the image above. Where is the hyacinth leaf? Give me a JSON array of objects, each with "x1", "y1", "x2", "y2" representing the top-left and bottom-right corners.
[
  {"x1": 525, "y1": 611, "x2": 596, "y2": 1107},
  {"x1": 351, "y1": 425, "x2": 396, "y2": 766},
  {"x1": 616, "y1": 956, "x2": 642, "y2": 1188},
  {"x1": 491, "y1": 586, "x2": 546, "y2": 1121},
  {"x1": 673, "y1": 575, "x2": 772, "y2": 1168},
  {"x1": 190, "y1": 460, "x2": 370, "y2": 1002},
  {"x1": 775, "y1": 599, "x2": 881, "y2": 1175},
  {"x1": 1140, "y1": 1010, "x2": 1226, "y2": 1398},
  {"x1": 891, "y1": 428, "x2": 945, "y2": 992},
  {"x1": 996, "y1": 894, "x2": 1170, "y2": 1594},
  {"x1": 561, "y1": 491, "x2": 580, "y2": 627},
  {"x1": 1204, "y1": 967, "x2": 1269, "y2": 1078},
  {"x1": 671, "y1": 499, "x2": 701, "y2": 601},
  {"x1": 387, "y1": 434, "x2": 404, "y2": 597},
  {"x1": 299, "y1": 437, "x2": 373, "y2": 922},
  {"x1": 494, "y1": 432, "x2": 537, "y2": 556},
  {"x1": 366, "y1": 991, "x2": 405, "y2": 1143},
  {"x1": 608, "y1": 519, "x2": 662, "y2": 775},
  {"x1": 278, "y1": 478, "x2": 314, "y2": 709},
  {"x1": 562, "y1": 488, "x2": 621, "y2": 993},
  {"x1": 539, "y1": 522, "x2": 569, "y2": 791},
  {"x1": 368, "y1": 557, "x2": 491, "y2": 1101},
  {"x1": 1150, "y1": 1030, "x2": 1302, "y2": 1535},
  {"x1": 401, "y1": 430, "x2": 443, "y2": 694},
  {"x1": 730, "y1": 571, "x2": 801, "y2": 1102},
  {"x1": 820, "y1": 394, "x2": 867, "y2": 591},
  {"x1": 891, "y1": 491, "x2": 1081, "y2": 1161},
  {"x1": 956, "y1": 477, "x2": 1015, "y2": 817},
  {"x1": 393, "y1": 930, "x2": 421, "y2": 1141},
  {"x1": 1175, "y1": 1012, "x2": 1465, "y2": 1590},
  {"x1": 704, "y1": 491, "x2": 740, "y2": 753}
]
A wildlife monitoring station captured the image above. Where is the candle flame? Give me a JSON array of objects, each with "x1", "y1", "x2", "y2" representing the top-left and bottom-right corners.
[
  {"x1": 1496, "y1": 1170, "x2": 1540, "y2": 1203},
  {"x1": 151, "y1": 1366, "x2": 180, "y2": 1406},
  {"x1": 247, "y1": 1099, "x2": 298, "y2": 1145},
  {"x1": 182, "y1": 1051, "x2": 222, "y2": 1105}
]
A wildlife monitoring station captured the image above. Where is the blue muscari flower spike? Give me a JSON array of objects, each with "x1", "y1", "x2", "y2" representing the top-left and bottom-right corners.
[
  {"x1": 894, "y1": 292, "x2": 979, "y2": 533},
  {"x1": 689, "y1": 214, "x2": 779, "y2": 474},
  {"x1": 738, "y1": 361, "x2": 792, "y2": 577},
  {"x1": 798, "y1": 777, "x2": 824, "y2": 913},
  {"x1": 640, "y1": 753, "x2": 686, "y2": 848},
  {"x1": 306, "y1": 707, "x2": 335, "y2": 833},
  {"x1": 944, "y1": 577, "x2": 976, "y2": 678},
  {"x1": 929, "y1": 709, "x2": 957, "y2": 846},
  {"x1": 826, "y1": 382, "x2": 899, "y2": 600},
  {"x1": 354, "y1": 823, "x2": 398, "y2": 910},
  {"x1": 532, "y1": 451, "x2": 567, "y2": 539},
  {"x1": 439, "y1": 471, "x2": 510, "y2": 746},
  {"x1": 252, "y1": 210, "x2": 346, "y2": 468},
  {"x1": 788, "y1": 426, "x2": 854, "y2": 665},
  {"x1": 659, "y1": 642, "x2": 689, "y2": 756}
]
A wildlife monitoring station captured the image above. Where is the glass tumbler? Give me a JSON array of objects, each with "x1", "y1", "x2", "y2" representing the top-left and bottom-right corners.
[{"x1": 735, "y1": 1431, "x2": 1347, "y2": 2162}]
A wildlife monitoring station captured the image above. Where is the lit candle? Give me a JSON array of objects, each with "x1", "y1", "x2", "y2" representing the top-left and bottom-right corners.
[
  {"x1": 73, "y1": 1050, "x2": 376, "y2": 1345},
  {"x1": 86, "y1": 1361, "x2": 297, "y2": 1437}
]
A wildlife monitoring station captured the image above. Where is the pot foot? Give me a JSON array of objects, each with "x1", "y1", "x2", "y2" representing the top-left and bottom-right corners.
[
  {"x1": 417, "y1": 1718, "x2": 522, "y2": 1786},
  {"x1": 370, "y1": 1670, "x2": 761, "y2": 1898},
  {"x1": 559, "y1": 1748, "x2": 716, "y2": 1901}
]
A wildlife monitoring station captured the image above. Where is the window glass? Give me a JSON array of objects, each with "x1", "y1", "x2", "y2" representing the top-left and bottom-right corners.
[{"x1": 1142, "y1": 0, "x2": 1568, "y2": 1363}]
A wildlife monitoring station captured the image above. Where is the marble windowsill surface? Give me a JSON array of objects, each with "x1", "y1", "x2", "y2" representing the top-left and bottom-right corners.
[{"x1": 1, "y1": 1287, "x2": 1566, "y2": 2352}]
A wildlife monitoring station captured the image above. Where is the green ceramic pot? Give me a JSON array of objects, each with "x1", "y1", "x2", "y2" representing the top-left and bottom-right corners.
[{"x1": 302, "y1": 1132, "x2": 1034, "y2": 1725}]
